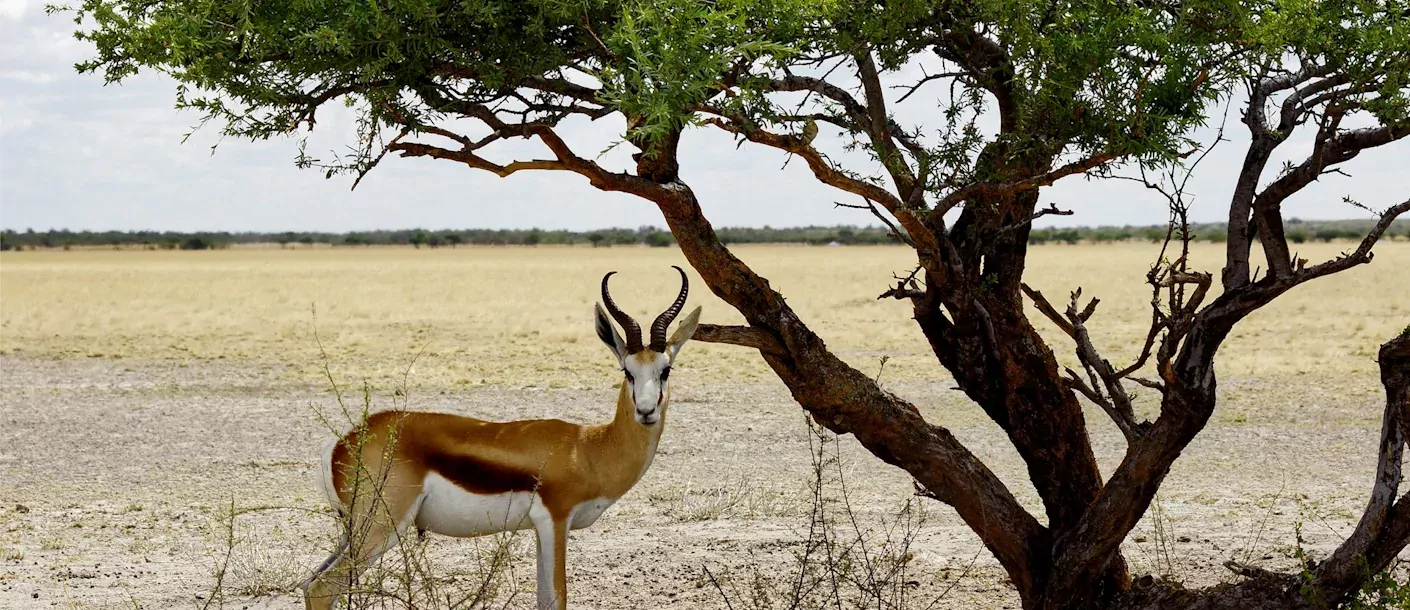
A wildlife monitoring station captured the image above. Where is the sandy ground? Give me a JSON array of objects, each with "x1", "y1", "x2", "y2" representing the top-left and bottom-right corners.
[{"x1": 1, "y1": 354, "x2": 1400, "y2": 609}]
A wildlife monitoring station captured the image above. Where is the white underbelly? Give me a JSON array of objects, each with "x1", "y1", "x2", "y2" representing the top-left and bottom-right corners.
[
  {"x1": 569, "y1": 497, "x2": 616, "y2": 530},
  {"x1": 415, "y1": 471, "x2": 537, "y2": 537}
]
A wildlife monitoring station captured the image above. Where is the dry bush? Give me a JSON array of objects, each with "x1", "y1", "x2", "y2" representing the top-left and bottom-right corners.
[{"x1": 704, "y1": 419, "x2": 974, "y2": 610}]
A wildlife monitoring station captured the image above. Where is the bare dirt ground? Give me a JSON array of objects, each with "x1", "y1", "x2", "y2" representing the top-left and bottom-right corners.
[
  {"x1": 1, "y1": 354, "x2": 1398, "y2": 609},
  {"x1": 2, "y1": 243, "x2": 1406, "y2": 608}
]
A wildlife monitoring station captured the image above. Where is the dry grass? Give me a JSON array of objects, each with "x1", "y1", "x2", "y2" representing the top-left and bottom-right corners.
[
  {"x1": 648, "y1": 476, "x2": 800, "y2": 522},
  {"x1": 3, "y1": 242, "x2": 1405, "y2": 392}
]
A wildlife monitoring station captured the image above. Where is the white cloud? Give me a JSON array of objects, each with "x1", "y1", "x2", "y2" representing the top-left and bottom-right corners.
[
  {"x1": 0, "y1": 0, "x2": 28, "y2": 22},
  {"x1": 1, "y1": 70, "x2": 54, "y2": 83}
]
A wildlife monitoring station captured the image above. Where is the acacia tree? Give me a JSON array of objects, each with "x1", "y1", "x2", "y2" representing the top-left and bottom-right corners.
[{"x1": 69, "y1": 0, "x2": 1409, "y2": 607}]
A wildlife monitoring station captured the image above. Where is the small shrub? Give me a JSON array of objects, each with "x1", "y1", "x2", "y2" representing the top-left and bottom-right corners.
[
  {"x1": 1346, "y1": 559, "x2": 1410, "y2": 610},
  {"x1": 643, "y1": 231, "x2": 674, "y2": 247},
  {"x1": 706, "y1": 420, "x2": 955, "y2": 610}
]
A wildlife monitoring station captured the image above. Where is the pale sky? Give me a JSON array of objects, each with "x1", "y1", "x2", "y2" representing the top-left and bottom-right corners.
[{"x1": 2, "y1": 1, "x2": 1406, "y2": 233}]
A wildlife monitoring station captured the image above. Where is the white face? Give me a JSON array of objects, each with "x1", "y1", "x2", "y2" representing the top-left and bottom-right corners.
[
  {"x1": 622, "y1": 351, "x2": 673, "y2": 426},
  {"x1": 595, "y1": 303, "x2": 701, "y2": 427}
]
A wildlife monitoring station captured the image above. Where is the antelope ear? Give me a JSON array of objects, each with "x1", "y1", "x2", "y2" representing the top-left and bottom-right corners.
[
  {"x1": 666, "y1": 306, "x2": 702, "y2": 362},
  {"x1": 595, "y1": 303, "x2": 628, "y2": 363}
]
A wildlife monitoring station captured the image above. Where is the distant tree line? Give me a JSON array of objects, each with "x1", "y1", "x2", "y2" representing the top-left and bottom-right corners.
[
  {"x1": 1, "y1": 219, "x2": 1405, "y2": 251},
  {"x1": 1027, "y1": 218, "x2": 1410, "y2": 245},
  {"x1": 0, "y1": 225, "x2": 900, "y2": 250}
]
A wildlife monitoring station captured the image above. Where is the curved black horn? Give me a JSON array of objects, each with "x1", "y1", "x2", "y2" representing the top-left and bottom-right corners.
[
  {"x1": 601, "y1": 272, "x2": 644, "y2": 353},
  {"x1": 649, "y1": 266, "x2": 689, "y2": 352}
]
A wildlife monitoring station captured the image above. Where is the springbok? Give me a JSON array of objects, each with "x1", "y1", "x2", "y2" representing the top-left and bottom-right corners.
[{"x1": 302, "y1": 267, "x2": 701, "y2": 610}]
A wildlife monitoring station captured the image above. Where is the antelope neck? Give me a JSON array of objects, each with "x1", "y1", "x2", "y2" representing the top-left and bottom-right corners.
[{"x1": 606, "y1": 380, "x2": 664, "y2": 444}]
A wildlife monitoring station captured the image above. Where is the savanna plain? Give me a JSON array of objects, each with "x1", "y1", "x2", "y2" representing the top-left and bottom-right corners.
[{"x1": 1, "y1": 242, "x2": 1407, "y2": 609}]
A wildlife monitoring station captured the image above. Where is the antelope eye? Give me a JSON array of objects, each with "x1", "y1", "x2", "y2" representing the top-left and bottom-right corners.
[
  {"x1": 623, "y1": 369, "x2": 635, "y2": 383},
  {"x1": 660, "y1": 366, "x2": 672, "y2": 381}
]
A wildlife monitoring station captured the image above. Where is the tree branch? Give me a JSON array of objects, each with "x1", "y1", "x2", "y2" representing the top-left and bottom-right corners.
[
  {"x1": 929, "y1": 153, "x2": 1117, "y2": 218},
  {"x1": 1063, "y1": 291, "x2": 1143, "y2": 444},
  {"x1": 852, "y1": 50, "x2": 918, "y2": 197},
  {"x1": 389, "y1": 141, "x2": 565, "y2": 176},
  {"x1": 930, "y1": 26, "x2": 1018, "y2": 131},
  {"x1": 997, "y1": 203, "x2": 1073, "y2": 238},
  {"x1": 763, "y1": 74, "x2": 926, "y2": 159},
  {"x1": 692, "y1": 324, "x2": 787, "y2": 356},
  {"x1": 835, "y1": 197, "x2": 915, "y2": 248},
  {"x1": 894, "y1": 68, "x2": 968, "y2": 104},
  {"x1": 1224, "y1": 64, "x2": 1315, "y2": 290},
  {"x1": 1047, "y1": 196, "x2": 1406, "y2": 604},
  {"x1": 703, "y1": 116, "x2": 939, "y2": 255},
  {"x1": 431, "y1": 63, "x2": 603, "y2": 106},
  {"x1": 1295, "y1": 197, "x2": 1410, "y2": 284},
  {"x1": 1025, "y1": 284, "x2": 1144, "y2": 444},
  {"x1": 1021, "y1": 284, "x2": 1075, "y2": 338}
]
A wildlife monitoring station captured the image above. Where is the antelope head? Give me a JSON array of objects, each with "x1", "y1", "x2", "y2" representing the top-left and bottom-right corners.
[{"x1": 595, "y1": 266, "x2": 702, "y2": 426}]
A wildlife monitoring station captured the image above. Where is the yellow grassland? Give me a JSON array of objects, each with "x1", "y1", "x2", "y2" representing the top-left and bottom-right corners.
[{"x1": 1, "y1": 242, "x2": 1406, "y2": 392}]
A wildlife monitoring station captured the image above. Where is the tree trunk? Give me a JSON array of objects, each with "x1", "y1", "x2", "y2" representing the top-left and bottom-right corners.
[
  {"x1": 1310, "y1": 328, "x2": 1410, "y2": 603},
  {"x1": 653, "y1": 185, "x2": 1053, "y2": 598},
  {"x1": 920, "y1": 179, "x2": 1132, "y2": 605}
]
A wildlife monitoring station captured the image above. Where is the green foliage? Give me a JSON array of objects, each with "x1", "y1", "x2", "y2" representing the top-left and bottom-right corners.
[
  {"x1": 597, "y1": 0, "x2": 808, "y2": 145},
  {"x1": 64, "y1": 0, "x2": 606, "y2": 130},
  {"x1": 56, "y1": 0, "x2": 1273, "y2": 181},
  {"x1": 1346, "y1": 560, "x2": 1410, "y2": 610},
  {"x1": 57, "y1": 0, "x2": 1410, "y2": 204},
  {"x1": 1243, "y1": 0, "x2": 1410, "y2": 127},
  {"x1": 780, "y1": 0, "x2": 1252, "y2": 189}
]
